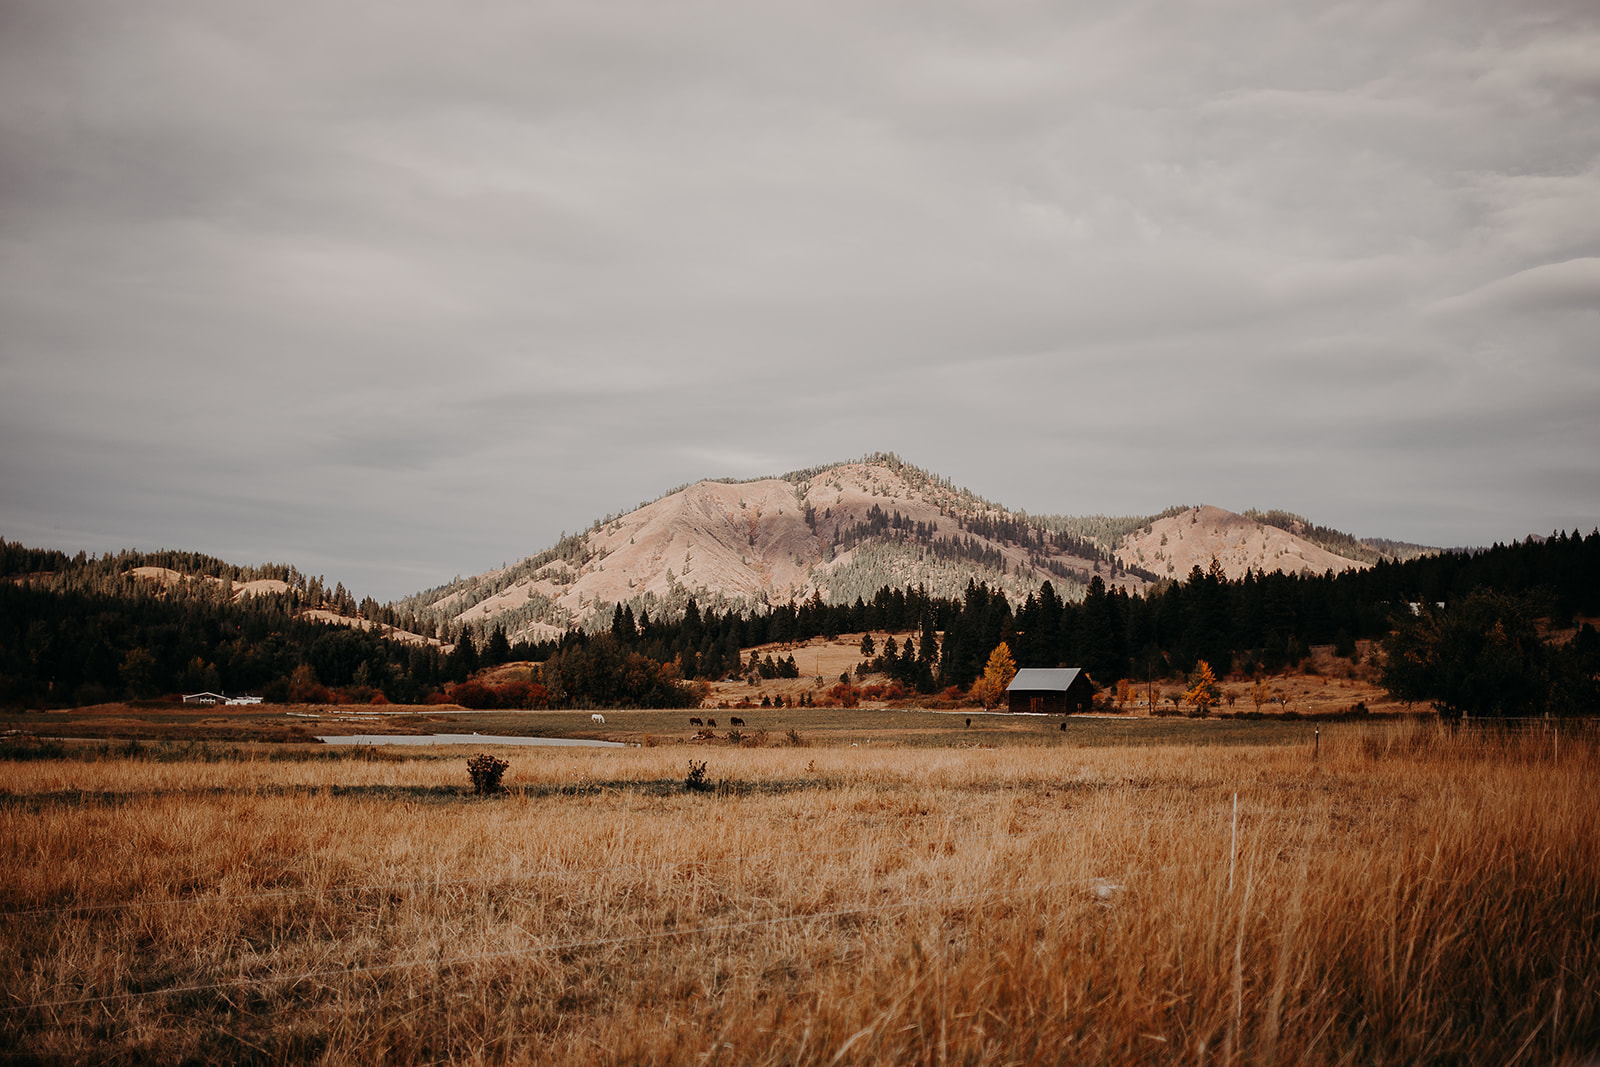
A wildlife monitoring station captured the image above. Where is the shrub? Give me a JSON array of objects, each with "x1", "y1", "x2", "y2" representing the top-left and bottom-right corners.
[
  {"x1": 825, "y1": 681, "x2": 860, "y2": 708},
  {"x1": 466, "y1": 753, "x2": 509, "y2": 794},
  {"x1": 450, "y1": 681, "x2": 496, "y2": 709},
  {"x1": 287, "y1": 664, "x2": 330, "y2": 705},
  {"x1": 684, "y1": 760, "x2": 712, "y2": 793}
]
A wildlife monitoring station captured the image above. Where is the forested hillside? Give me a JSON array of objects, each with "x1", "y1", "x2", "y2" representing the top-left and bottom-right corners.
[{"x1": 0, "y1": 542, "x2": 458, "y2": 709}]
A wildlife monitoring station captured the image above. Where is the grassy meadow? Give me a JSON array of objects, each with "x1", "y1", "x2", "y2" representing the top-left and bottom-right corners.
[{"x1": 2, "y1": 716, "x2": 1596, "y2": 1064}]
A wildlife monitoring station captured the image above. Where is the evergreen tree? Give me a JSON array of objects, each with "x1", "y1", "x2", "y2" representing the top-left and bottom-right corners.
[
  {"x1": 1381, "y1": 591, "x2": 1554, "y2": 719},
  {"x1": 446, "y1": 629, "x2": 479, "y2": 683},
  {"x1": 485, "y1": 624, "x2": 512, "y2": 667},
  {"x1": 918, "y1": 615, "x2": 939, "y2": 668}
]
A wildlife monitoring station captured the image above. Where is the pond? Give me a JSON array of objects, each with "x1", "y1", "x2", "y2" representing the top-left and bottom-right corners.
[{"x1": 317, "y1": 733, "x2": 625, "y2": 748}]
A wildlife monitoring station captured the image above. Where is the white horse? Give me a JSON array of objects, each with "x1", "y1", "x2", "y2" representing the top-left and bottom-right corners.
[{"x1": 591, "y1": 713, "x2": 606, "y2": 725}]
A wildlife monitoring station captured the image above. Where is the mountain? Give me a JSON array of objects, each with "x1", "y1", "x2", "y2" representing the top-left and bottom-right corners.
[
  {"x1": 397, "y1": 454, "x2": 1420, "y2": 642},
  {"x1": 1116, "y1": 505, "x2": 1384, "y2": 581}
]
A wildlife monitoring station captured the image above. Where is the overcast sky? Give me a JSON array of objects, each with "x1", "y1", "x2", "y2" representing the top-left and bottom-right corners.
[{"x1": 3, "y1": 0, "x2": 1597, "y2": 601}]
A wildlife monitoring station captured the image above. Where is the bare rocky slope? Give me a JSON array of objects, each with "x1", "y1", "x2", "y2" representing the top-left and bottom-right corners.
[
  {"x1": 398, "y1": 456, "x2": 1413, "y2": 643},
  {"x1": 1115, "y1": 506, "x2": 1376, "y2": 581}
]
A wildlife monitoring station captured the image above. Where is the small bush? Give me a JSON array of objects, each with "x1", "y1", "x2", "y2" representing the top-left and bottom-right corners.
[
  {"x1": 785, "y1": 728, "x2": 807, "y2": 747},
  {"x1": 684, "y1": 760, "x2": 712, "y2": 792},
  {"x1": 825, "y1": 681, "x2": 860, "y2": 708},
  {"x1": 466, "y1": 753, "x2": 510, "y2": 794}
]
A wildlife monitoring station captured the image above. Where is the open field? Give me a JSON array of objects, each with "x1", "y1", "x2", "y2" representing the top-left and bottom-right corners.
[
  {"x1": 3, "y1": 718, "x2": 1597, "y2": 1064},
  {"x1": 5, "y1": 699, "x2": 1367, "y2": 753}
]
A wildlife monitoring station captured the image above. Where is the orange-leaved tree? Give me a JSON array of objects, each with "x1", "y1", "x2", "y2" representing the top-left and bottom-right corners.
[
  {"x1": 972, "y1": 642, "x2": 1018, "y2": 710},
  {"x1": 1184, "y1": 659, "x2": 1221, "y2": 717}
]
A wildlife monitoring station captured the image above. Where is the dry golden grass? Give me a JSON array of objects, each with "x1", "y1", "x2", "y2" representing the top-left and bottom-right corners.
[{"x1": 3, "y1": 721, "x2": 1596, "y2": 1065}]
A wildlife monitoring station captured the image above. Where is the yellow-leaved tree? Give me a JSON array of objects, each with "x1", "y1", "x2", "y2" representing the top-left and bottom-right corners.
[
  {"x1": 972, "y1": 642, "x2": 1018, "y2": 710},
  {"x1": 1184, "y1": 659, "x2": 1221, "y2": 717}
]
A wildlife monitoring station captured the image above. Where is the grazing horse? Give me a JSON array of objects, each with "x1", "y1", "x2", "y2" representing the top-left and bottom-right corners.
[
  {"x1": 689, "y1": 717, "x2": 703, "y2": 726},
  {"x1": 965, "y1": 717, "x2": 971, "y2": 728},
  {"x1": 591, "y1": 713, "x2": 606, "y2": 725},
  {"x1": 729, "y1": 716, "x2": 745, "y2": 726},
  {"x1": 706, "y1": 718, "x2": 717, "y2": 727}
]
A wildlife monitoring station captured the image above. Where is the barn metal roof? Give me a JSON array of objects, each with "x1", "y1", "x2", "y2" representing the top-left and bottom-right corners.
[{"x1": 1006, "y1": 668, "x2": 1084, "y2": 692}]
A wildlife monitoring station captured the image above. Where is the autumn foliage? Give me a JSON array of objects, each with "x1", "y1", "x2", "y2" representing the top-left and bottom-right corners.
[
  {"x1": 969, "y1": 642, "x2": 1018, "y2": 710},
  {"x1": 1184, "y1": 659, "x2": 1221, "y2": 717}
]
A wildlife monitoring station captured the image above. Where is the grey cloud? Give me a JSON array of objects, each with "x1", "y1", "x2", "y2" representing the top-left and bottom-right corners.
[
  {"x1": 1431, "y1": 258, "x2": 1600, "y2": 318},
  {"x1": 3, "y1": 0, "x2": 1599, "y2": 600}
]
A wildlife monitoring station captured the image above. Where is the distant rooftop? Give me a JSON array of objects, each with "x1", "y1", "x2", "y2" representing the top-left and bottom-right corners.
[{"x1": 1007, "y1": 668, "x2": 1083, "y2": 692}]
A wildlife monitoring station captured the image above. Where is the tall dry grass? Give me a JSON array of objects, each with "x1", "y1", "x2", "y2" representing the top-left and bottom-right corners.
[{"x1": 2, "y1": 721, "x2": 1596, "y2": 1064}]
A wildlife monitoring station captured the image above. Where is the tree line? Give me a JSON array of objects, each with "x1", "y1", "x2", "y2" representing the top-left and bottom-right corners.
[{"x1": 2, "y1": 529, "x2": 1596, "y2": 713}]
